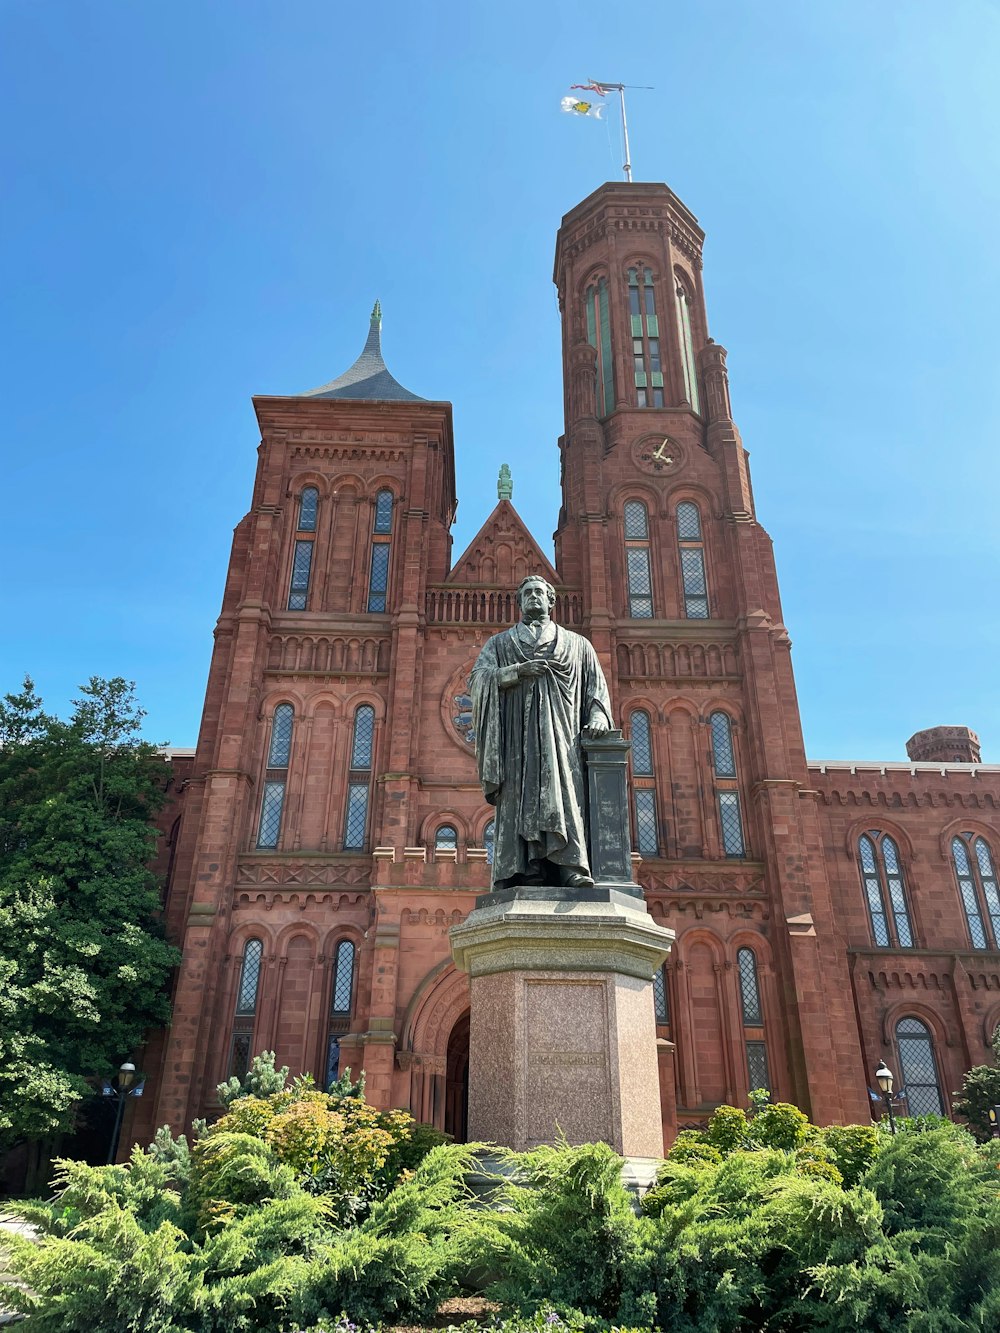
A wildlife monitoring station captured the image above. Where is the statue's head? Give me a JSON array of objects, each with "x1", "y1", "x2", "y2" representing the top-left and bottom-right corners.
[{"x1": 516, "y1": 575, "x2": 556, "y2": 619}]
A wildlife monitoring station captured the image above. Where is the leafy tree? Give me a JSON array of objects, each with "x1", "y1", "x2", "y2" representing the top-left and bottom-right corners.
[
  {"x1": 0, "y1": 676, "x2": 180, "y2": 1151},
  {"x1": 954, "y1": 1023, "x2": 1000, "y2": 1141}
]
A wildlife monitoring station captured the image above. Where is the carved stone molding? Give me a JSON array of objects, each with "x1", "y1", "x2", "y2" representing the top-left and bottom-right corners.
[{"x1": 236, "y1": 858, "x2": 371, "y2": 889}]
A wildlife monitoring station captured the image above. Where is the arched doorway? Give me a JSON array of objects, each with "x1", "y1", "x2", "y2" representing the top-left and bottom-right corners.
[{"x1": 445, "y1": 1010, "x2": 469, "y2": 1142}]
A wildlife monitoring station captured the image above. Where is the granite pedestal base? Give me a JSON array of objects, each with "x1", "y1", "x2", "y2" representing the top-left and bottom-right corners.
[{"x1": 450, "y1": 890, "x2": 674, "y2": 1158}]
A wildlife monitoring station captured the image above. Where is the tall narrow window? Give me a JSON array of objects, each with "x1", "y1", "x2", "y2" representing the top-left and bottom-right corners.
[
  {"x1": 676, "y1": 502, "x2": 709, "y2": 619},
  {"x1": 257, "y1": 704, "x2": 293, "y2": 849},
  {"x1": 585, "y1": 277, "x2": 615, "y2": 417},
  {"x1": 298, "y1": 486, "x2": 319, "y2": 532},
  {"x1": 675, "y1": 278, "x2": 701, "y2": 413},
  {"x1": 652, "y1": 965, "x2": 669, "y2": 1024},
  {"x1": 737, "y1": 947, "x2": 770, "y2": 1093},
  {"x1": 858, "y1": 832, "x2": 913, "y2": 948},
  {"x1": 710, "y1": 712, "x2": 745, "y2": 857},
  {"x1": 483, "y1": 819, "x2": 495, "y2": 866},
  {"x1": 435, "y1": 824, "x2": 458, "y2": 850},
  {"x1": 623, "y1": 500, "x2": 653, "y2": 618},
  {"x1": 628, "y1": 266, "x2": 665, "y2": 408},
  {"x1": 228, "y1": 938, "x2": 263, "y2": 1080},
  {"x1": 953, "y1": 833, "x2": 1000, "y2": 949},
  {"x1": 288, "y1": 540, "x2": 314, "y2": 610},
  {"x1": 895, "y1": 1017, "x2": 944, "y2": 1116},
  {"x1": 629, "y1": 709, "x2": 659, "y2": 856},
  {"x1": 367, "y1": 490, "x2": 393, "y2": 612},
  {"x1": 325, "y1": 938, "x2": 356, "y2": 1089},
  {"x1": 344, "y1": 705, "x2": 375, "y2": 850}
]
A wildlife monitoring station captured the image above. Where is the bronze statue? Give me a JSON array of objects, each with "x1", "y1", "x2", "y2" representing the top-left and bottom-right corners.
[{"x1": 470, "y1": 575, "x2": 613, "y2": 889}]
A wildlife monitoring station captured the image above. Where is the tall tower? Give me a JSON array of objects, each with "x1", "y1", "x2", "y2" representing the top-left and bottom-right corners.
[{"x1": 553, "y1": 183, "x2": 869, "y2": 1125}]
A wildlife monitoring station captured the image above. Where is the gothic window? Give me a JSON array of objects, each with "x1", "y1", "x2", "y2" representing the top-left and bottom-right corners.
[
  {"x1": 895, "y1": 1017, "x2": 944, "y2": 1116},
  {"x1": 367, "y1": 490, "x2": 393, "y2": 612},
  {"x1": 435, "y1": 824, "x2": 458, "y2": 850},
  {"x1": 628, "y1": 266, "x2": 664, "y2": 408},
  {"x1": 858, "y1": 832, "x2": 913, "y2": 948},
  {"x1": 257, "y1": 704, "x2": 293, "y2": 849},
  {"x1": 287, "y1": 540, "x2": 314, "y2": 610},
  {"x1": 228, "y1": 938, "x2": 263, "y2": 1080},
  {"x1": 737, "y1": 946, "x2": 770, "y2": 1093},
  {"x1": 298, "y1": 486, "x2": 319, "y2": 532},
  {"x1": 629, "y1": 709, "x2": 659, "y2": 856},
  {"x1": 653, "y1": 965, "x2": 669, "y2": 1024},
  {"x1": 952, "y1": 833, "x2": 1000, "y2": 949},
  {"x1": 623, "y1": 500, "x2": 653, "y2": 619},
  {"x1": 325, "y1": 938, "x2": 356, "y2": 1089},
  {"x1": 483, "y1": 819, "x2": 495, "y2": 866},
  {"x1": 344, "y1": 705, "x2": 375, "y2": 850},
  {"x1": 710, "y1": 711, "x2": 745, "y2": 857},
  {"x1": 676, "y1": 502, "x2": 709, "y2": 619},
  {"x1": 585, "y1": 276, "x2": 615, "y2": 417},
  {"x1": 675, "y1": 276, "x2": 701, "y2": 413}
]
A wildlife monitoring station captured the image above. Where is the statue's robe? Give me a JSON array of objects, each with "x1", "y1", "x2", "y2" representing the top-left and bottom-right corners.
[{"x1": 470, "y1": 621, "x2": 613, "y2": 885}]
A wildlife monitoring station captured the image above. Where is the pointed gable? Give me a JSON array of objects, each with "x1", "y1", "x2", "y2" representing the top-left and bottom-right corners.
[{"x1": 448, "y1": 500, "x2": 557, "y2": 587}]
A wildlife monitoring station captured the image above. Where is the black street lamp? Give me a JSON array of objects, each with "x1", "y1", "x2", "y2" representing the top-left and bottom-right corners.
[
  {"x1": 106, "y1": 1061, "x2": 137, "y2": 1165},
  {"x1": 875, "y1": 1058, "x2": 897, "y2": 1136}
]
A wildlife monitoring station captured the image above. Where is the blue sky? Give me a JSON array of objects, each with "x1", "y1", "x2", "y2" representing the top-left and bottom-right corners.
[{"x1": 2, "y1": 1, "x2": 998, "y2": 760}]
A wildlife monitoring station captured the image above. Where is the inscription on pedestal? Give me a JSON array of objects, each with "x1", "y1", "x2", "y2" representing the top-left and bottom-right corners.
[{"x1": 523, "y1": 978, "x2": 613, "y2": 1146}]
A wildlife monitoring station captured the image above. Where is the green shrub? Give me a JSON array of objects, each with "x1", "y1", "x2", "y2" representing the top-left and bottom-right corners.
[
  {"x1": 820, "y1": 1122, "x2": 880, "y2": 1188},
  {"x1": 746, "y1": 1100, "x2": 810, "y2": 1151},
  {"x1": 704, "y1": 1103, "x2": 748, "y2": 1154},
  {"x1": 663, "y1": 1129, "x2": 721, "y2": 1167}
]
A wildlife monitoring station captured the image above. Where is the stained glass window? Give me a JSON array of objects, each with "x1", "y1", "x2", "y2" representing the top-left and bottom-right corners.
[
  {"x1": 896, "y1": 1017, "x2": 944, "y2": 1116},
  {"x1": 624, "y1": 501, "x2": 649, "y2": 539},
  {"x1": 626, "y1": 548, "x2": 653, "y2": 619},
  {"x1": 343, "y1": 782, "x2": 369, "y2": 850},
  {"x1": 677, "y1": 502, "x2": 709, "y2": 618},
  {"x1": 351, "y1": 705, "x2": 375, "y2": 770},
  {"x1": 268, "y1": 704, "x2": 293, "y2": 769},
  {"x1": 737, "y1": 947, "x2": 763, "y2": 1025},
  {"x1": 634, "y1": 788, "x2": 658, "y2": 855},
  {"x1": 257, "y1": 780, "x2": 286, "y2": 849},
  {"x1": 331, "y1": 939, "x2": 355, "y2": 1014},
  {"x1": 236, "y1": 939, "x2": 263, "y2": 1015},
  {"x1": 374, "y1": 489, "x2": 393, "y2": 534},
  {"x1": 288, "y1": 539, "x2": 314, "y2": 611},
  {"x1": 435, "y1": 825, "x2": 458, "y2": 849},
  {"x1": 585, "y1": 277, "x2": 615, "y2": 417},
  {"x1": 630, "y1": 710, "x2": 654, "y2": 776},
  {"x1": 367, "y1": 543, "x2": 390, "y2": 613},
  {"x1": 859, "y1": 832, "x2": 913, "y2": 948},
  {"x1": 298, "y1": 487, "x2": 318, "y2": 532},
  {"x1": 653, "y1": 965, "x2": 669, "y2": 1023},
  {"x1": 746, "y1": 1041, "x2": 770, "y2": 1094},
  {"x1": 710, "y1": 712, "x2": 736, "y2": 778},
  {"x1": 676, "y1": 502, "x2": 702, "y2": 541},
  {"x1": 718, "y1": 791, "x2": 745, "y2": 857},
  {"x1": 953, "y1": 834, "x2": 1000, "y2": 948}
]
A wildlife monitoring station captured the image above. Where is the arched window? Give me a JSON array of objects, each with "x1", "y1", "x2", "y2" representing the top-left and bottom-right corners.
[
  {"x1": 737, "y1": 946, "x2": 770, "y2": 1094},
  {"x1": 435, "y1": 824, "x2": 458, "y2": 850},
  {"x1": 710, "y1": 712, "x2": 745, "y2": 857},
  {"x1": 629, "y1": 709, "x2": 658, "y2": 856},
  {"x1": 623, "y1": 500, "x2": 653, "y2": 619},
  {"x1": 325, "y1": 938, "x2": 356, "y2": 1089},
  {"x1": 675, "y1": 276, "x2": 701, "y2": 413},
  {"x1": 257, "y1": 704, "x2": 293, "y2": 849},
  {"x1": 344, "y1": 705, "x2": 375, "y2": 850},
  {"x1": 628, "y1": 266, "x2": 664, "y2": 408},
  {"x1": 228, "y1": 938, "x2": 263, "y2": 1080},
  {"x1": 676, "y1": 502, "x2": 709, "y2": 619},
  {"x1": 585, "y1": 276, "x2": 615, "y2": 417},
  {"x1": 858, "y1": 832, "x2": 913, "y2": 948},
  {"x1": 952, "y1": 833, "x2": 1000, "y2": 949},
  {"x1": 367, "y1": 490, "x2": 393, "y2": 612},
  {"x1": 652, "y1": 965, "x2": 669, "y2": 1024},
  {"x1": 895, "y1": 1017, "x2": 944, "y2": 1116},
  {"x1": 483, "y1": 819, "x2": 495, "y2": 866},
  {"x1": 288, "y1": 540, "x2": 314, "y2": 610},
  {"x1": 298, "y1": 486, "x2": 319, "y2": 532}
]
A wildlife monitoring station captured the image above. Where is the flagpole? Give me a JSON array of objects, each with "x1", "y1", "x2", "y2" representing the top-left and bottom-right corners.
[{"x1": 594, "y1": 81, "x2": 634, "y2": 181}]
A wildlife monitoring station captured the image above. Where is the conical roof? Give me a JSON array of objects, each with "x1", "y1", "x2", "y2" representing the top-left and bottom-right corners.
[{"x1": 301, "y1": 301, "x2": 425, "y2": 402}]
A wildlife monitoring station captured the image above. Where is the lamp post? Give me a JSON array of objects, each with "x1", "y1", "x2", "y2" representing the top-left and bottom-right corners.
[
  {"x1": 875, "y1": 1059, "x2": 897, "y2": 1136},
  {"x1": 106, "y1": 1061, "x2": 137, "y2": 1164},
  {"x1": 988, "y1": 1106, "x2": 1000, "y2": 1140}
]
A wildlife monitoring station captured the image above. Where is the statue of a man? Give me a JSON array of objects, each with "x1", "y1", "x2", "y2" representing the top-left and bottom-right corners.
[{"x1": 470, "y1": 575, "x2": 613, "y2": 890}]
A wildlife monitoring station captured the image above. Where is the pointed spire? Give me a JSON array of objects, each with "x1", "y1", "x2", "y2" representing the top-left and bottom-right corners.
[{"x1": 301, "y1": 302, "x2": 425, "y2": 402}]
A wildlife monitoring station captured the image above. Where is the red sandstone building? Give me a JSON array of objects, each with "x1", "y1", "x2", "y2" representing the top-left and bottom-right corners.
[{"x1": 137, "y1": 180, "x2": 1000, "y2": 1149}]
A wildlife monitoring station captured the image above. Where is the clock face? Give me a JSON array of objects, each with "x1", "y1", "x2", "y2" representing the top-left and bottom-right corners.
[{"x1": 633, "y1": 435, "x2": 682, "y2": 475}]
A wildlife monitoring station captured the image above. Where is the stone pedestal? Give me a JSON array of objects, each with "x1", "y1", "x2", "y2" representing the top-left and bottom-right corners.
[{"x1": 450, "y1": 889, "x2": 674, "y2": 1156}]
